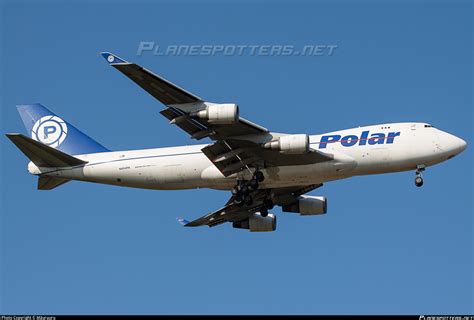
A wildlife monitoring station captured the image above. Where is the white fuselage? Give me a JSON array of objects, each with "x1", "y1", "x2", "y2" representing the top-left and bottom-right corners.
[{"x1": 30, "y1": 122, "x2": 467, "y2": 190}]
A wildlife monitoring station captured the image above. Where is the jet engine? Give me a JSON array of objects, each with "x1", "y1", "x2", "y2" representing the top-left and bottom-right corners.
[
  {"x1": 232, "y1": 212, "x2": 277, "y2": 232},
  {"x1": 282, "y1": 195, "x2": 327, "y2": 215},
  {"x1": 194, "y1": 103, "x2": 239, "y2": 124},
  {"x1": 264, "y1": 134, "x2": 310, "y2": 154}
]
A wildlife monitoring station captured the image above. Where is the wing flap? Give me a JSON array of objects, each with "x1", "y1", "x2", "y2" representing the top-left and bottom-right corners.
[
  {"x1": 184, "y1": 205, "x2": 230, "y2": 227},
  {"x1": 160, "y1": 107, "x2": 209, "y2": 138},
  {"x1": 202, "y1": 139, "x2": 333, "y2": 177},
  {"x1": 201, "y1": 140, "x2": 263, "y2": 176}
]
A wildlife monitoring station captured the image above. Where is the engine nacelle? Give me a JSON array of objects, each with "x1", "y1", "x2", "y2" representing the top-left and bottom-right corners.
[
  {"x1": 282, "y1": 195, "x2": 327, "y2": 216},
  {"x1": 232, "y1": 212, "x2": 277, "y2": 232},
  {"x1": 264, "y1": 134, "x2": 310, "y2": 154},
  {"x1": 195, "y1": 103, "x2": 239, "y2": 124}
]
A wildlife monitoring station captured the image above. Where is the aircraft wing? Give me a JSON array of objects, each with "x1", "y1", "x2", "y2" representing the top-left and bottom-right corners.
[
  {"x1": 182, "y1": 184, "x2": 322, "y2": 228},
  {"x1": 101, "y1": 52, "x2": 332, "y2": 176},
  {"x1": 101, "y1": 52, "x2": 266, "y2": 139}
]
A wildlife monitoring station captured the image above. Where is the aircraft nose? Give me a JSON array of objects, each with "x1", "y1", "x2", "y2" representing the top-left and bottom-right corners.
[
  {"x1": 440, "y1": 131, "x2": 467, "y2": 156},
  {"x1": 457, "y1": 137, "x2": 468, "y2": 152}
]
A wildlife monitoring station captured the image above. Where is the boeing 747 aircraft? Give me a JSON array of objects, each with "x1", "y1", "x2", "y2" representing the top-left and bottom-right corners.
[{"x1": 6, "y1": 52, "x2": 467, "y2": 232}]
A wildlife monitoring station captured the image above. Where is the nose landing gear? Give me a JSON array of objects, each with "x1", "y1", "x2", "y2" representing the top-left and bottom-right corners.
[
  {"x1": 415, "y1": 176, "x2": 423, "y2": 187},
  {"x1": 415, "y1": 165, "x2": 425, "y2": 187}
]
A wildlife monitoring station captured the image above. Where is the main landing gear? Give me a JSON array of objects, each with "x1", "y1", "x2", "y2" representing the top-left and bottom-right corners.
[
  {"x1": 415, "y1": 165, "x2": 425, "y2": 187},
  {"x1": 232, "y1": 170, "x2": 265, "y2": 207},
  {"x1": 259, "y1": 199, "x2": 275, "y2": 217}
]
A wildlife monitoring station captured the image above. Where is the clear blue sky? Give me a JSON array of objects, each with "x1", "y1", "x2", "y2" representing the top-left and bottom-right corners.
[{"x1": 1, "y1": 0, "x2": 472, "y2": 315}]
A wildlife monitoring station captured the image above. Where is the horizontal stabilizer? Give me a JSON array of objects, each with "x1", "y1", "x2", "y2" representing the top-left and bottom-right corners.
[
  {"x1": 38, "y1": 176, "x2": 71, "y2": 190},
  {"x1": 6, "y1": 133, "x2": 87, "y2": 167}
]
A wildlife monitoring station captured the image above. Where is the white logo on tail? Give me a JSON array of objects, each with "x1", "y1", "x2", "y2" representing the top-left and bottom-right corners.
[{"x1": 31, "y1": 115, "x2": 68, "y2": 148}]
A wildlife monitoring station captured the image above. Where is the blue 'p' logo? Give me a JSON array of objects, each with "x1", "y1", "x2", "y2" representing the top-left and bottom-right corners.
[{"x1": 43, "y1": 126, "x2": 57, "y2": 139}]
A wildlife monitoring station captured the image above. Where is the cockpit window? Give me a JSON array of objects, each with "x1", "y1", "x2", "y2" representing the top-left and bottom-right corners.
[{"x1": 424, "y1": 124, "x2": 433, "y2": 128}]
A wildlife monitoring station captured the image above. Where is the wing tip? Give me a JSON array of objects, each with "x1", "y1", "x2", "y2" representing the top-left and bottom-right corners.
[
  {"x1": 100, "y1": 51, "x2": 129, "y2": 65},
  {"x1": 176, "y1": 217, "x2": 190, "y2": 226}
]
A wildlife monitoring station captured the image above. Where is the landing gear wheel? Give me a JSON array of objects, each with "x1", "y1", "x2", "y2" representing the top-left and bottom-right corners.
[
  {"x1": 415, "y1": 165, "x2": 425, "y2": 187},
  {"x1": 260, "y1": 207, "x2": 268, "y2": 217},
  {"x1": 248, "y1": 179, "x2": 259, "y2": 191},
  {"x1": 264, "y1": 199, "x2": 274, "y2": 210},
  {"x1": 240, "y1": 184, "x2": 249, "y2": 196},
  {"x1": 255, "y1": 171, "x2": 265, "y2": 183},
  {"x1": 415, "y1": 176, "x2": 423, "y2": 187},
  {"x1": 231, "y1": 187, "x2": 239, "y2": 196},
  {"x1": 235, "y1": 193, "x2": 244, "y2": 206},
  {"x1": 244, "y1": 195, "x2": 253, "y2": 206}
]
